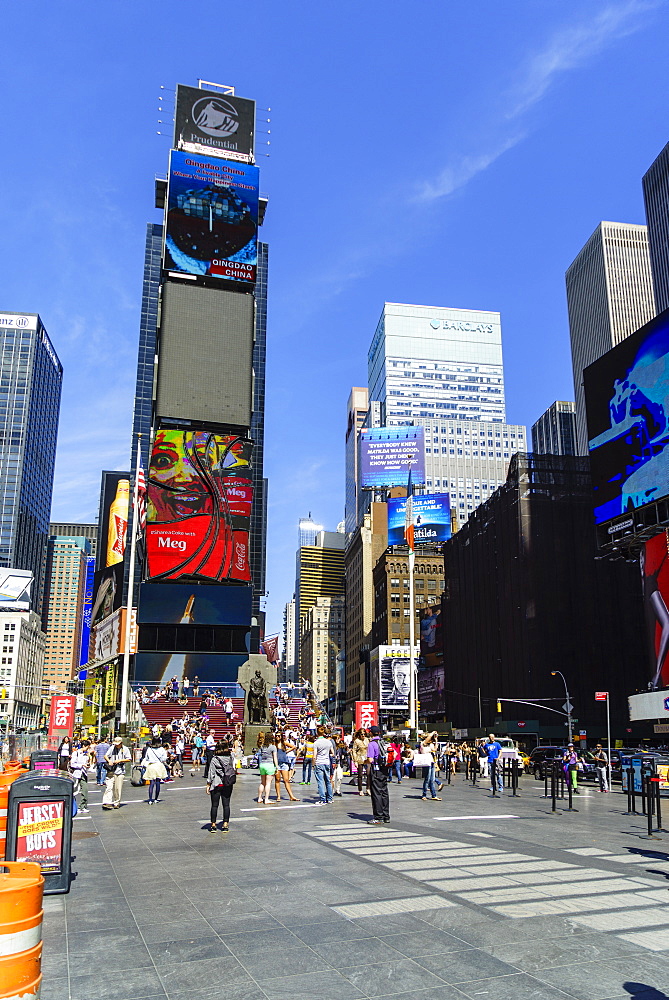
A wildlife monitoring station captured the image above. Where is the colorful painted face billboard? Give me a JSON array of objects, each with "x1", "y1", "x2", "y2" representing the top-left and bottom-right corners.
[
  {"x1": 584, "y1": 310, "x2": 669, "y2": 525},
  {"x1": 165, "y1": 151, "x2": 259, "y2": 284},
  {"x1": 145, "y1": 429, "x2": 253, "y2": 584},
  {"x1": 388, "y1": 493, "x2": 451, "y2": 546},
  {"x1": 174, "y1": 84, "x2": 255, "y2": 163},
  {"x1": 641, "y1": 531, "x2": 669, "y2": 690},
  {"x1": 359, "y1": 427, "x2": 425, "y2": 489}
]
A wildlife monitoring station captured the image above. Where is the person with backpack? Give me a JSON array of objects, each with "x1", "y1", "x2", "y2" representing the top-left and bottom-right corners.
[
  {"x1": 206, "y1": 740, "x2": 236, "y2": 832},
  {"x1": 367, "y1": 725, "x2": 390, "y2": 824},
  {"x1": 387, "y1": 738, "x2": 403, "y2": 783},
  {"x1": 313, "y1": 725, "x2": 335, "y2": 805}
]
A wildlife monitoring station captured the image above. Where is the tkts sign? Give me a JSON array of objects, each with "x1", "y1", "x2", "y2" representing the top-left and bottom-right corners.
[
  {"x1": 47, "y1": 694, "x2": 76, "y2": 750},
  {"x1": 355, "y1": 702, "x2": 379, "y2": 731}
]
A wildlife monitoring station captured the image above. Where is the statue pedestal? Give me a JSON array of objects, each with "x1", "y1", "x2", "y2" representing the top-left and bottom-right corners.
[{"x1": 244, "y1": 724, "x2": 271, "y2": 757}]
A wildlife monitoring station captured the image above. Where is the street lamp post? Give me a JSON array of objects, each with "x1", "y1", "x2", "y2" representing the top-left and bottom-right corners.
[{"x1": 551, "y1": 670, "x2": 573, "y2": 743}]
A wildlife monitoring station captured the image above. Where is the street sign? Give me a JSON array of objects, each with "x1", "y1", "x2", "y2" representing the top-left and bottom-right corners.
[
  {"x1": 594, "y1": 691, "x2": 608, "y2": 702},
  {"x1": 562, "y1": 701, "x2": 573, "y2": 713}
]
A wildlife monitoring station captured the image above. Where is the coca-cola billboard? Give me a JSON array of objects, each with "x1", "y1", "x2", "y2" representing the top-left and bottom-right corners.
[
  {"x1": 145, "y1": 429, "x2": 253, "y2": 583},
  {"x1": 355, "y1": 701, "x2": 378, "y2": 731},
  {"x1": 47, "y1": 694, "x2": 76, "y2": 750}
]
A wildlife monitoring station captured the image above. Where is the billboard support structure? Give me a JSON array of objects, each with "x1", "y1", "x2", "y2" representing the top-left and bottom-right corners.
[{"x1": 120, "y1": 434, "x2": 141, "y2": 732}]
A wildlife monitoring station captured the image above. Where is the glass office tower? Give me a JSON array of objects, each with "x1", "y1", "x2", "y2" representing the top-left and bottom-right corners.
[
  {"x1": 130, "y1": 223, "x2": 163, "y2": 474},
  {"x1": 0, "y1": 311, "x2": 63, "y2": 613}
]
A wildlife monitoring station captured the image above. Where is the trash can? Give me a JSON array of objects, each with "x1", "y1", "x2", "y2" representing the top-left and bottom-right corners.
[
  {"x1": 5, "y1": 772, "x2": 74, "y2": 894},
  {"x1": 0, "y1": 764, "x2": 29, "y2": 861},
  {"x1": 29, "y1": 751, "x2": 59, "y2": 772}
]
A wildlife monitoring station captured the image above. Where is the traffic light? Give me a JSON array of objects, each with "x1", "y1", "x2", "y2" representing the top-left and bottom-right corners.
[
  {"x1": 1, "y1": 688, "x2": 6, "y2": 700},
  {"x1": 496, "y1": 699, "x2": 502, "y2": 714}
]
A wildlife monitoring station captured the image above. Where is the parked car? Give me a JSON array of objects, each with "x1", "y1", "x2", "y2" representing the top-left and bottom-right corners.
[{"x1": 528, "y1": 746, "x2": 564, "y2": 779}]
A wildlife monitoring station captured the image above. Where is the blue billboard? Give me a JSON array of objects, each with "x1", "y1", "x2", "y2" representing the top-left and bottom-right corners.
[
  {"x1": 585, "y1": 309, "x2": 669, "y2": 525},
  {"x1": 359, "y1": 427, "x2": 425, "y2": 489},
  {"x1": 79, "y1": 555, "x2": 95, "y2": 666},
  {"x1": 387, "y1": 493, "x2": 452, "y2": 546},
  {"x1": 165, "y1": 150, "x2": 259, "y2": 284}
]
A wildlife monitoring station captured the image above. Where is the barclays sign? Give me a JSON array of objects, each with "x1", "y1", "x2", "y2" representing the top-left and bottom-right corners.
[{"x1": 429, "y1": 319, "x2": 494, "y2": 334}]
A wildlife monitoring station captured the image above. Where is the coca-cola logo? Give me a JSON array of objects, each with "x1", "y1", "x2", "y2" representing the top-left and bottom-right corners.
[{"x1": 234, "y1": 541, "x2": 246, "y2": 571}]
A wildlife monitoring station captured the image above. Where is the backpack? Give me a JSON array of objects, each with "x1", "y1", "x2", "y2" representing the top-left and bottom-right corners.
[
  {"x1": 373, "y1": 738, "x2": 388, "y2": 766},
  {"x1": 214, "y1": 756, "x2": 237, "y2": 786}
]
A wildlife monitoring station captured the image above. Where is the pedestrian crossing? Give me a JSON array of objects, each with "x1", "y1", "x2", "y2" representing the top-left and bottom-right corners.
[{"x1": 307, "y1": 824, "x2": 669, "y2": 952}]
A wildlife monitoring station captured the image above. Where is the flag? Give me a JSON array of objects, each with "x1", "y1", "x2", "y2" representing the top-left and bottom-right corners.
[
  {"x1": 136, "y1": 464, "x2": 147, "y2": 535},
  {"x1": 404, "y1": 469, "x2": 414, "y2": 551},
  {"x1": 262, "y1": 635, "x2": 280, "y2": 666}
]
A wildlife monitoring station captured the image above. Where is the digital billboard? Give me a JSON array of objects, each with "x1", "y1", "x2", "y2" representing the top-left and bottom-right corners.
[
  {"x1": 584, "y1": 309, "x2": 669, "y2": 525},
  {"x1": 641, "y1": 531, "x2": 669, "y2": 690},
  {"x1": 0, "y1": 569, "x2": 33, "y2": 610},
  {"x1": 145, "y1": 429, "x2": 253, "y2": 584},
  {"x1": 370, "y1": 645, "x2": 418, "y2": 712},
  {"x1": 417, "y1": 665, "x2": 445, "y2": 715},
  {"x1": 92, "y1": 472, "x2": 130, "y2": 627},
  {"x1": 360, "y1": 427, "x2": 425, "y2": 489},
  {"x1": 78, "y1": 556, "x2": 95, "y2": 666},
  {"x1": 387, "y1": 493, "x2": 451, "y2": 546},
  {"x1": 137, "y1": 583, "x2": 252, "y2": 625},
  {"x1": 419, "y1": 605, "x2": 443, "y2": 668},
  {"x1": 165, "y1": 150, "x2": 259, "y2": 284},
  {"x1": 133, "y1": 652, "x2": 248, "y2": 687},
  {"x1": 174, "y1": 84, "x2": 255, "y2": 163}
]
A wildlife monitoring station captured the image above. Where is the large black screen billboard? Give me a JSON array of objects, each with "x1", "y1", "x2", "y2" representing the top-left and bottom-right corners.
[
  {"x1": 585, "y1": 309, "x2": 669, "y2": 526},
  {"x1": 174, "y1": 84, "x2": 255, "y2": 163}
]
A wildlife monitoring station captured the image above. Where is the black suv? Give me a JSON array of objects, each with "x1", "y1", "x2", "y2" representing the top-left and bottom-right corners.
[{"x1": 528, "y1": 746, "x2": 564, "y2": 780}]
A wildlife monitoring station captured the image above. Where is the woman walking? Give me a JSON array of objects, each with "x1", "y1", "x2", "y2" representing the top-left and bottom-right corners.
[
  {"x1": 420, "y1": 732, "x2": 442, "y2": 801},
  {"x1": 256, "y1": 732, "x2": 278, "y2": 804},
  {"x1": 300, "y1": 735, "x2": 315, "y2": 785},
  {"x1": 206, "y1": 741, "x2": 236, "y2": 832},
  {"x1": 275, "y1": 735, "x2": 299, "y2": 801},
  {"x1": 351, "y1": 729, "x2": 370, "y2": 796},
  {"x1": 142, "y1": 737, "x2": 168, "y2": 804},
  {"x1": 57, "y1": 736, "x2": 72, "y2": 772}
]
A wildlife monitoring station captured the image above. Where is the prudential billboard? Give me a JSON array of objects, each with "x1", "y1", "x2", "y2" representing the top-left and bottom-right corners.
[
  {"x1": 359, "y1": 427, "x2": 426, "y2": 489},
  {"x1": 387, "y1": 493, "x2": 452, "y2": 546}
]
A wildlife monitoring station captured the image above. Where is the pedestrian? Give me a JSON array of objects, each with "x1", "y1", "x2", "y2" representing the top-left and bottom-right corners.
[
  {"x1": 256, "y1": 732, "x2": 278, "y2": 804},
  {"x1": 387, "y1": 738, "x2": 403, "y2": 783},
  {"x1": 57, "y1": 736, "x2": 72, "y2": 772},
  {"x1": 203, "y1": 730, "x2": 216, "y2": 779},
  {"x1": 562, "y1": 744, "x2": 580, "y2": 794},
  {"x1": 483, "y1": 733, "x2": 503, "y2": 794},
  {"x1": 206, "y1": 740, "x2": 236, "y2": 833},
  {"x1": 170, "y1": 676, "x2": 179, "y2": 702},
  {"x1": 69, "y1": 741, "x2": 91, "y2": 814},
  {"x1": 174, "y1": 734, "x2": 185, "y2": 776},
  {"x1": 274, "y1": 735, "x2": 299, "y2": 802},
  {"x1": 333, "y1": 739, "x2": 347, "y2": 796},
  {"x1": 141, "y1": 737, "x2": 168, "y2": 804},
  {"x1": 402, "y1": 744, "x2": 415, "y2": 779},
  {"x1": 419, "y1": 732, "x2": 443, "y2": 801},
  {"x1": 193, "y1": 675, "x2": 200, "y2": 697},
  {"x1": 593, "y1": 744, "x2": 609, "y2": 792},
  {"x1": 351, "y1": 729, "x2": 370, "y2": 796},
  {"x1": 367, "y1": 726, "x2": 390, "y2": 824},
  {"x1": 183, "y1": 675, "x2": 190, "y2": 699},
  {"x1": 301, "y1": 735, "x2": 315, "y2": 784},
  {"x1": 94, "y1": 737, "x2": 110, "y2": 784},
  {"x1": 313, "y1": 725, "x2": 335, "y2": 805},
  {"x1": 191, "y1": 731, "x2": 204, "y2": 774},
  {"x1": 102, "y1": 736, "x2": 131, "y2": 810},
  {"x1": 477, "y1": 739, "x2": 489, "y2": 778},
  {"x1": 223, "y1": 696, "x2": 234, "y2": 725}
]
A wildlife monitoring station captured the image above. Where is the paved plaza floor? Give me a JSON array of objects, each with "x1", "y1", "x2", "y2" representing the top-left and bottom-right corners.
[{"x1": 41, "y1": 768, "x2": 669, "y2": 1000}]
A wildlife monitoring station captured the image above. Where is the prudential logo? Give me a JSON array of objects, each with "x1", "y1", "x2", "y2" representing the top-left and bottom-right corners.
[{"x1": 191, "y1": 96, "x2": 239, "y2": 139}]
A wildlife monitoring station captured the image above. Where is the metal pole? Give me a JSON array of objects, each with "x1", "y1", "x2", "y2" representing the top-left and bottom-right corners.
[
  {"x1": 97, "y1": 680, "x2": 102, "y2": 741},
  {"x1": 408, "y1": 546, "x2": 416, "y2": 732},
  {"x1": 120, "y1": 434, "x2": 142, "y2": 731},
  {"x1": 606, "y1": 693, "x2": 612, "y2": 795},
  {"x1": 478, "y1": 686, "x2": 482, "y2": 729}
]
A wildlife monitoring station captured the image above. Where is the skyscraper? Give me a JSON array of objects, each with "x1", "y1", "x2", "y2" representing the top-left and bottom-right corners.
[
  {"x1": 0, "y1": 312, "x2": 62, "y2": 614},
  {"x1": 281, "y1": 597, "x2": 297, "y2": 683},
  {"x1": 642, "y1": 141, "x2": 669, "y2": 315},
  {"x1": 130, "y1": 223, "x2": 163, "y2": 473},
  {"x1": 531, "y1": 401, "x2": 577, "y2": 457},
  {"x1": 49, "y1": 522, "x2": 98, "y2": 560},
  {"x1": 365, "y1": 303, "x2": 525, "y2": 530},
  {"x1": 300, "y1": 595, "x2": 345, "y2": 704},
  {"x1": 566, "y1": 222, "x2": 656, "y2": 454},
  {"x1": 295, "y1": 528, "x2": 345, "y2": 676},
  {"x1": 345, "y1": 388, "x2": 370, "y2": 537}
]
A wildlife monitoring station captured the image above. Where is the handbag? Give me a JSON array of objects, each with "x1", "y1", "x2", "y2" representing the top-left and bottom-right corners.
[{"x1": 413, "y1": 753, "x2": 433, "y2": 767}]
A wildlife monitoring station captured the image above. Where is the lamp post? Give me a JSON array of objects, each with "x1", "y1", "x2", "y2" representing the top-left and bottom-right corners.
[{"x1": 551, "y1": 670, "x2": 573, "y2": 743}]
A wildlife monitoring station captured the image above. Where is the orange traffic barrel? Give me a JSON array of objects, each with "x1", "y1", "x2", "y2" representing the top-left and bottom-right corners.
[
  {"x1": 0, "y1": 768, "x2": 28, "y2": 862},
  {"x1": 0, "y1": 860, "x2": 44, "y2": 1000}
]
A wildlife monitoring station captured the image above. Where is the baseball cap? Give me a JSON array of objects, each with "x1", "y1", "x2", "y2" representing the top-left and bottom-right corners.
[
  {"x1": 113, "y1": 736, "x2": 123, "y2": 744},
  {"x1": 370, "y1": 726, "x2": 381, "y2": 735}
]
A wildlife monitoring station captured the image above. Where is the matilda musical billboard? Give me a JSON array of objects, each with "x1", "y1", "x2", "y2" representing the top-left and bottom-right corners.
[{"x1": 145, "y1": 429, "x2": 253, "y2": 584}]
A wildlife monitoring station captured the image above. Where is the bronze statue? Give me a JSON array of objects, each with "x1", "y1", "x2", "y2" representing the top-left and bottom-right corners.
[{"x1": 248, "y1": 669, "x2": 268, "y2": 724}]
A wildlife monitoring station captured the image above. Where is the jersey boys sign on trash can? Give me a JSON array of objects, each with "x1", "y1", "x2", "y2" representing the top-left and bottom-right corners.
[{"x1": 6, "y1": 772, "x2": 74, "y2": 894}]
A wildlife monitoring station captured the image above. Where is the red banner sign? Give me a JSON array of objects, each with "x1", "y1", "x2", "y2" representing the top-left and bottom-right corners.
[
  {"x1": 355, "y1": 701, "x2": 378, "y2": 731},
  {"x1": 15, "y1": 800, "x2": 64, "y2": 873},
  {"x1": 47, "y1": 694, "x2": 76, "y2": 750},
  {"x1": 594, "y1": 691, "x2": 608, "y2": 702}
]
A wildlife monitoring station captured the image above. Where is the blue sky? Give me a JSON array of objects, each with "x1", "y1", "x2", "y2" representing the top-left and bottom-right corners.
[{"x1": 2, "y1": 1, "x2": 668, "y2": 639}]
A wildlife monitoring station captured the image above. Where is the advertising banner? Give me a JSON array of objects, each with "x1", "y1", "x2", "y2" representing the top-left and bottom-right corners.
[
  {"x1": 15, "y1": 799, "x2": 64, "y2": 874},
  {"x1": 585, "y1": 309, "x2": 669, "y2": 526},
  {"x1": 417, "y1": 665, "x2": 445, "y2": 715},
  {"x1": 133, "y1": 651, "x2": 248, "y2": 686},
  {"x1": 388, "y1": 493, "x2": 451, "y2": 546},
  {"x1": 0, "y1": 568, "x2": 33, "y2": 609},
  {"x1": 92, "y1": 472, "x2": 130, "y2": 627},
  {"x1": 370, "y1": 645, "x2": 418, "y2": 711},
  {"x1": 137, "y1": 582, "x2": 252, "y2": 625},
  {"x1": 79, "y1": 556, "x2": 95, "y2": 666},
  {"x1": 360, "y1": 427, "x2": 425, "y2": 489},
  {"x1": 46, "y1": 694, "x2": 76, "y2": 750},
  {"x1": 641, "y1": 531, "x2": 669, "y2": 690},
  {"x1": 145, "y1": 429, "x2": 253, "y2": 584},
  {"x1": 419, "y1": 605, "x2": 443, "y2": 667},
  {"x1": 174, "y1": 84, "x2": 255, "y2": 163},
  {"x1": 355, "y1": 701, "x2": 378, "y2": 730},
  {"x1": 165, "y1": 150, "x2": 259, "y2": 284}
]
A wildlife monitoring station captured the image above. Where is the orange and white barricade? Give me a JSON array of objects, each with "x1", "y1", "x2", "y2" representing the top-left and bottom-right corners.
[{"x1": 0, "y1": 860, "x2": 44, "y2": 999}]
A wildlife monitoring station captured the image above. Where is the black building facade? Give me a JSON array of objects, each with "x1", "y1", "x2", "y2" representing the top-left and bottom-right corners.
[{"x1": 442, "y1": 453, "x2": 648, "y2": 739}]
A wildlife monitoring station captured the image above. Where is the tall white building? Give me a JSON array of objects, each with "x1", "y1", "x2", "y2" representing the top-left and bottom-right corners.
[
  {"x1": 364, "y1": 303, "x2": 525, "y2": 530},
  {"x1": 0, "y1": 610, "x2": 46, "y2": 730},
  {"x1": 300, "y1": 596, "x2": 345, "y2": 703},
  {"x1": 566, "y1": 222, "x2": 656, "y2": 454},
  {"x1": 281, "y1": 597, "x2": 297, "y2": 683}
]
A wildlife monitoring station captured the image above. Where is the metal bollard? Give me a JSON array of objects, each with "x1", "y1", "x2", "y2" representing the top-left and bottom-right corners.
[{"x1": 551, "y1": 762, "x2": 557, "y2": 813}]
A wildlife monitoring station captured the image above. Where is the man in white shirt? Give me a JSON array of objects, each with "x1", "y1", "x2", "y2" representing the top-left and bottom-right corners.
[
  {"x1": 204, "y1": 731, "x2": 216, "y2": 779},
  {"x1": 70, "y1": 741, "x2": 91, "y2": 813},
  {"x1": 102, "y1": 737, "x2": 131, "y2": 810},
  {"x1": 313, "y1": 726, "x2": 335, "y2": 805}
]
